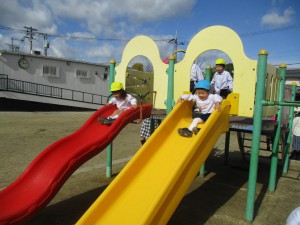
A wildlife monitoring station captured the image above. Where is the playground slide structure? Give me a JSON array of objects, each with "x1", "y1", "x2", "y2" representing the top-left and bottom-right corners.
[
  {"x1": 77, "y1": 99, "x2": 231, "y2": 225},
  {"x1": 0, "y1": 104, "x2": 152, "y2": 225}
]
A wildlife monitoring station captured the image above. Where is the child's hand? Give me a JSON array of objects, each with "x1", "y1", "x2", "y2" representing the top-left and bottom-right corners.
[
  {"x1": 177, "y1": 97, "x2": 182, "y2": 104},
  {"x1": 132, "y1": 105, "x2": 138, "y2": 109},
  {"x1": 215, "y1": 102, "x2": 221, "y2": 112}
]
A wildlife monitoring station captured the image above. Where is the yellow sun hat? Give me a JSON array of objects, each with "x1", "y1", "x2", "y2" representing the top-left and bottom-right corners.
[{"x1": 110, "y1": 82, "x2": 123, "y2": 92}]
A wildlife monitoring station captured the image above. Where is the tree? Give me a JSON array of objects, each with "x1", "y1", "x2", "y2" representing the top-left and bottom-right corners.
[{"x1": 132, "y1": 63, "x2": 144, "y2": 71}]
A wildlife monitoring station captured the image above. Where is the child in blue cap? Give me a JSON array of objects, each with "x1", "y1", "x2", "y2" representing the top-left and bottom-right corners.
[{"x1": 177, "y1": 80, "x2": 222, "y2": 137}]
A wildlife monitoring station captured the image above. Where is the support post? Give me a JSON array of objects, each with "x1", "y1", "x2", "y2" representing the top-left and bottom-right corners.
[
  {"x1": 166, "y1": 55, "x2": 175, "y2": 115},
  {"x1": 245, "y1": 50, "x2": 268, "y2": 222},
  {"x1": 198, "y1": 66, "x2": 213, "y2": 175},
  {"x1": 268, "y1": 64, "x2": 286, "y2": 191},
  {"x1": 224, "y1": 131, "x2": 230, "y2": 165},
  {"x1": 205, "y1": 66, "x2": 212, "y2": 82},
  {"x1": 106, "y1": 60, "x2": 116, "y2": 178},
  {"x1": 283, "y1": 82, "x2": 297, "y2": 173}
]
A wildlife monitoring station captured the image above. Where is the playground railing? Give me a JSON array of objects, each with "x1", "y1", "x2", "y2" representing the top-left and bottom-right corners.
[{"x1": 0, "y1": 74, "x2": 108, "y2": 105}]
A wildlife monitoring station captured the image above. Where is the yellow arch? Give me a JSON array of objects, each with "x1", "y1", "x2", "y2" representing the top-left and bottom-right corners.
[
  {"x1": 175, "y1": 25, "x2": 257, "y2": 117},
  {"x1": 115, "y1": 35, "x2": 168, "y2": 109},
  {"x1": 115, "y1": 25, "x2": 273, "y2": 117}
]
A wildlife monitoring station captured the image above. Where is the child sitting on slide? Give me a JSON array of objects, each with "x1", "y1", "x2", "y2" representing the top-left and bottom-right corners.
[
  {"x1": 98, "y1": 82, "x2": 137, "y2": 125},
  {"x1": 177, "y1": 80, "x2": 222, "y2": 138}
]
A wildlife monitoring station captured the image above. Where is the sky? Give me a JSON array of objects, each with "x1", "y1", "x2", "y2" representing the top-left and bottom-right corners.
[{"x1": 0, "y1": 0, "x2": 299, "y2": 69}]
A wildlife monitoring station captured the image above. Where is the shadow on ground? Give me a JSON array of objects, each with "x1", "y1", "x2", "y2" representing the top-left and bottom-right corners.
[
  {"x1": 168, "y1": 148, "x2": 275, "y2": 224},
  {"x1": 28, "y1": 149, "x2": 281, "y2": 225},
  {"x1": 29, "y1": 185, "x2": 108, "y2": 225}
]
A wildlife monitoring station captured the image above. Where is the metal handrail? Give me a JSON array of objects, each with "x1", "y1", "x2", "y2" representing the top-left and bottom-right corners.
[{"x1": 0, "y1": 74, "x2": 108, "y2": 105}]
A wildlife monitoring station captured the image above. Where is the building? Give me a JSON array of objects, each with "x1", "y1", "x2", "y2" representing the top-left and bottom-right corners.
[{"x1": 0, "y1": 51, "x2": 109, "y2": 110}]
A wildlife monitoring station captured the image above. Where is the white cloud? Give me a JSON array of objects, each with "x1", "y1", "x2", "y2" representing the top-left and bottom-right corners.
[
  {"x1": 0, "y1": 0, "x2": 196, "y2": 62},
  {"x1": 65, "y1": 32, "x2": 96, "y2": 39},
  {"x1": 116, "y1": 0, "x2": 195, "y2": 23},
  {"x1": 271, "y1": 0, "x2": 285, "y2": 6},
  {"x1": 48, "y1": 39, "x2": 73, "y2": 59},
  {"x1": 87, "y1": 43, "x2": 124, "y2": 63},
  {"x1": 0, "y1": 0, "x2": 57, "y2": 34},
  {"x1": 150, "y1": 34, "x2": 175, "y2": 58},
  {"x1": 261, "y1": 7, "x2": 295, "y2": 27},
  {"x1": 43, "y1": 0, "x2": 196, "y2": 36}
]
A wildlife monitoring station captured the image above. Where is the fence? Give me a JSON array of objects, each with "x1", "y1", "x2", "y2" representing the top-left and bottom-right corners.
[{"x1": 0, "y1": 74, "x2": 108, "y2": 105}]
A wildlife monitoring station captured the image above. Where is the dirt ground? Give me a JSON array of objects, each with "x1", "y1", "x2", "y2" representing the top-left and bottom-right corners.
[
  {"x1": 1, "y1": 111, "x2": 300, "y2": 225},
  {"x1": 0, "y1": 111, "x2": 141, "y2": 188}
]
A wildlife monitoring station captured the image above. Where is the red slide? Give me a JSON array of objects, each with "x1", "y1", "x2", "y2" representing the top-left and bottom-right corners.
[{"x1": 0, "y1": 104, "x2": 152, "y2": 225}]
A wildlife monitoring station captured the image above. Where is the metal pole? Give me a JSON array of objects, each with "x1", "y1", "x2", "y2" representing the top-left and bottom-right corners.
[
  {"x1": 24, "y1": 26, "x2": 37, "y2": 54},
  {"x1": 205, "y1": 66, "x2": 212, "y2": 82},
  {"x1": 268, "y1": 64, "x2": 286, "y2": 191},
  {"x1": 43, "y1": 34, "x2": 48, "y2": 56},
  {"x1": 245, "y1": 50, "x2": 268, "y2": 222},
  {"x1": 283, "y1": 82, "x2": 297, "y2": 173},
  {"x1": 224, "y1": 131, "x2": 230, "y2": 165},
  {"x1": 262, "y1": 101, "x2": 300, "y2": 107},
  {"x1": 166, "y1": 55, "x2": 175, "y2": 115},
  {"x1": 106, "y1": 60, "x2": 116, "y2": 178},
  {"x1": 199, "y1": 66, "x2": 212, "y2": 175}
]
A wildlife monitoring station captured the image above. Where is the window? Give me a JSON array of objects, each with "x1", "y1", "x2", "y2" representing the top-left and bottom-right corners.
[
  {"x1": 42, "y1": 65, "x2": 59, "y2": 77},
  {"x1": 76, "y1": 69, "x2": 90, "y2": 78}
]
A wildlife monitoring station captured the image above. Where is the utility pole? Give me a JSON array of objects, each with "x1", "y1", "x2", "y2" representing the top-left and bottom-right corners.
[
  {"x1": 24, "y1": 26, "x2": 37, "y2": 54},
  {"x1": 168, "y1": 30, "x2": 184, "y2": 62},
  {"x1": 43, "y1": 34, "x2": 49, "y2": 56},
  {"x1": 6, "y1": 37, "x2": 19, "y2": 52}
]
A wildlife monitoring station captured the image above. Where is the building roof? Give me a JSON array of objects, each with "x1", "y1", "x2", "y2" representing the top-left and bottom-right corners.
[
  {"x1": 0, "y1": 50, "x2": 109, "y2": 67},
  {"x1": 286, "y1": 68, "x2": 300, "y2": 78}
]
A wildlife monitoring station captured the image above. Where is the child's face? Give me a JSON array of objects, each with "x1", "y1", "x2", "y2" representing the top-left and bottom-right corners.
[
  {"x1": 215, "y1": 65, "x2": 225, "y2": 73},
  {"x1": 112, "y1": 91, "x2": 121, "y2": 98},
  {"x1": 196, "y1": 89, "x2": 209, "y2": 101}
]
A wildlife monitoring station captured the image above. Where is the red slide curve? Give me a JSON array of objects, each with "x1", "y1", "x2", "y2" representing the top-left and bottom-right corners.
[{"x1": 0, "y1": 104, "x2": 152, "y2": 225}]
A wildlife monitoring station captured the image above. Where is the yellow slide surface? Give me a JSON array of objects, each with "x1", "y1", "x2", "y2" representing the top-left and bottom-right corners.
[{"x1": 77, "y1": 99, "x2": 231, "y2": 225}]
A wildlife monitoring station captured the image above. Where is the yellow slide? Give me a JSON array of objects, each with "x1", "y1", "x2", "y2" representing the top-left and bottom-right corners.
[{"x1": 77, "y1": 99, "x2": 231, "y2": 225}]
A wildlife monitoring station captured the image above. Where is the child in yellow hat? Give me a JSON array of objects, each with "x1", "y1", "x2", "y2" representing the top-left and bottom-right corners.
[
  {"x1": 98, "y1": 82, "x2": 137, "y2": 125},
  {"x1": 210, "y1": 58, "x2": 233, "y2": 98}
]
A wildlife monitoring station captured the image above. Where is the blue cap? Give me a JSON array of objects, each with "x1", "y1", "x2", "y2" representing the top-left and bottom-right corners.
[{"x1": 195, "y1": 80, "x2": 210, "y2": 91}]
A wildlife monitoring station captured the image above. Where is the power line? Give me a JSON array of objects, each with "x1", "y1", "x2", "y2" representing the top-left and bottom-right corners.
[
  {"x1": 48, "y1": 33, "x2": 130, "y2": 42},
  {"x1": 240, "y1": 23, "x2": 300, "y2": 37},
  {"x1": 0, "y1": 25, "x2": 25, "y2": 33},
  {"x1": 274, "y1": 62, "x2": 300, "y2": 66},
  {"x1": 41, "y1": 33, "x2": 170, "y2": 42},
  {"x1": 0, "y1": 25, "x2": 170, "y2": 42},
  {"x1": 180, "y1": 23, "x2": 300, "y2": 44},
  {"x1": 1, "y1": 23, "x2": 299, "y2": 44},
  {"x1": 1, "y1": 23, "x2": 300, "y2": 60}
]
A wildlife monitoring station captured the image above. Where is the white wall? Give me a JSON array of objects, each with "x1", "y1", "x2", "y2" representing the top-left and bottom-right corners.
[{"x1": 0, "y1": 52, "x2": 109, "y2": 96}]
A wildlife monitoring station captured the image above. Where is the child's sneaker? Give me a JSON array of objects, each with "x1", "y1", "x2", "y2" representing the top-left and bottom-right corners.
[
  {"x1": 98, "y1": 117, "x2": 107, "y2": 123},
  {"x1": 177, "y1": 128, "x2": 193, "y2": 138},
  {"x1": 192, "y1": 127, "x2": 200, "y2": 135},
  {"x1": 101, "y1": 118, "x2": 116, "y2": 125},
  {"x1": 98, "y1": 117, "x2": 115, "y2": 125}
]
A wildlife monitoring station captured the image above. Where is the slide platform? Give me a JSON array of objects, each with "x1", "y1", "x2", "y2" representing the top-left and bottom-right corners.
[
  {"x1": 77, "y1": 100, "x2": 231, "y2": 225},
  {"x1": 0, "y1": 104, "x2": 152, "y2": 225}
]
